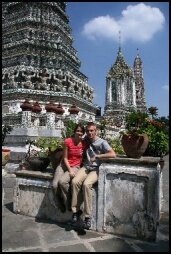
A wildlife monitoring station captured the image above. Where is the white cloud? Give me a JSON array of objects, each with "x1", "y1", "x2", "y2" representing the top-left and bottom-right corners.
[
  {"x1": 82, "y1": 3, "x2": 165, "y2": 43},
  {"x1": 82, "y1": 15, "x2": 119, "y2": 40},
  {"x1": 162, "y1": 85, "x2": 169, "y2": 91}
]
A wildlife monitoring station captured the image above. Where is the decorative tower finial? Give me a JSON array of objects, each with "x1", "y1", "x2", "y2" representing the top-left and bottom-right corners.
[
  {"x1": 119, "y1": 30, "x2": 121, "y2": 51},
  {"x1": 137, "y1": 48, "x2": 139, "y2": 56}
]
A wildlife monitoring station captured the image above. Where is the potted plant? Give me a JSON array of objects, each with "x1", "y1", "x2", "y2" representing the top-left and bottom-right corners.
[
  {"x1": 120, "y1": 111, "x2": 149, "y2": 158},
  {"x1": 2, "y1": 125, "x2": 13, "y2": 166},
  {"x1": 20, "y1": 120, "x2": 78, "y2": 171},
  {"x1": 20, "y1": 136, "x2": 65, "y2": 171},
  {"x1": 20, "y1": 139, "x2": 50, "y2": 171},
  {"x1": 33, "y1": 137, "x2": 64, "y2": 170},
  {"x1": 120, "y1": 109, "x2": 169, "y2": 159}
]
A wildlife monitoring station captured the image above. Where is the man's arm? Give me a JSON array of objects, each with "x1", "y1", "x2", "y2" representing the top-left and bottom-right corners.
[
  {"x1": 90, "y1": 149, "x2": 116, "y2": 163},
  {"x1": 95, "y1": 149, "x2": 116, "y2": 159}
]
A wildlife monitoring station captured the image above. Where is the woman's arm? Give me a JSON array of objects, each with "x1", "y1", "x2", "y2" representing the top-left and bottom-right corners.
[{"x1": 63, "y1": 145, "x2": 76, "y2": 178}]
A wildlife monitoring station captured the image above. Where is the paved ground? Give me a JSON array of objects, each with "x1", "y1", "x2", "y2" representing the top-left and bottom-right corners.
[{"x1": 2, "y1": 155, "x2": 169, "y2": 252}]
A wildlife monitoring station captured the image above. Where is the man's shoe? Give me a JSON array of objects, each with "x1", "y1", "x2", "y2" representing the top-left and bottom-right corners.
[
  {"x1": 71, "y1": 210, "x2": 82, "y2": 223},
  {"x1": 82, "y1": 217, "x2": 91, "y2": 230}
]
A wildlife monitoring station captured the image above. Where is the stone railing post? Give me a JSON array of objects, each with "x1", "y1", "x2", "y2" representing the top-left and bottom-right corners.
[
  {"x1": 69, "y1": 114, "x2": 78, "y2": 123},
  {"x1": 21, "y1": 111, "x2": 32, "y2": 128},
  {"x1": 46, "y1": 112, "x2": 56, "y2": 129},
  {"x1": 55, "y1": 115, "x2": 65, "y2": 129}
]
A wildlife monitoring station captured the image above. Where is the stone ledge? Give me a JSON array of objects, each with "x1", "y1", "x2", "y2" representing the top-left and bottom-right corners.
[
  {"x1": 100, "y1": 156, "x2": 161, "y2": 167},
  {"x1": 15, "y1": 169, "x2": 54, "y2": 180}
]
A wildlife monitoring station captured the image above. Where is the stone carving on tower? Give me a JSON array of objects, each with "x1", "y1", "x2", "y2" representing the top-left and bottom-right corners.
[{"x1": 2, "y1": 2, "x2": 98, "y2": 121}]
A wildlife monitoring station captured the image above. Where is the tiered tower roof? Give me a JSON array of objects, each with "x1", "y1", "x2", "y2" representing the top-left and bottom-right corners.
[{"x1": 108, "y1": 47, "x2": 133, "y2": 79}]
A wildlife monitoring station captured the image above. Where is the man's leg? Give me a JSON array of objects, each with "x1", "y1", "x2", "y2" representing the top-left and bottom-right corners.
[
  {"x1": 71, "y1": 167, "x2": 88, "y2": 214},
  {"x1": 82, "y1": 170, "x2": 98, "y2": 229}
]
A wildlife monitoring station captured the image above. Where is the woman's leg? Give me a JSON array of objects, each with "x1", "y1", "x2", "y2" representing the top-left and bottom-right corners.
[
  {"x1": 59, "y1": 167, "x2": 80, "y2": 210},
  {"x1": 52, "y1": 164, "x2": 65, "y2": 195}
]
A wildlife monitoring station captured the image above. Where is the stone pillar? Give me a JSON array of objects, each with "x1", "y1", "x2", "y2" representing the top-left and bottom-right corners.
[
  {"x1": 132, "y1": 79, "x2": 136, "y2": 107},
  {"x1": 34, "y1": 118, "x2": 40, "y2": 127},
  {"x1": 46, "y1": 112, "x2": 56, "y2": 129},
  {"x1": 55, "y1": 116, "x2": 64, "y2": 129},
  {"x1": 105, "y1": 78, "x2": 112, "y2": 104},
  {"x1": 121, "y1": 80, "x2": 125, "y2": 105},
  {"x1": 21, "y1": 111, "x2": 32, "y2": 127},
  {"x1": 97, "y1": 157, "x2": 161, "y2": 241},
  {"x1": 118, "y1": 80, "x2": 121, "y2": 104}
]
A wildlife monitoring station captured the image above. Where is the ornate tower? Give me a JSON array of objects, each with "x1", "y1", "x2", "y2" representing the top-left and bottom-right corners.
[
  {"x1": 133, "y1": 49, "x2": 147, "y2": 112},
  {"x1": 2, "y1": 2, "x2": 97, "y2": 121},
  {"x1": 104, "y1": 45, "x2": 136, "y2": 123}
]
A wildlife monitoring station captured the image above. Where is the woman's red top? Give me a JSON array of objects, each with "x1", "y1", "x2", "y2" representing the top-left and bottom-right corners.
[{"x1": 64, "y1": 137, "x2": 88, "y2": 167}]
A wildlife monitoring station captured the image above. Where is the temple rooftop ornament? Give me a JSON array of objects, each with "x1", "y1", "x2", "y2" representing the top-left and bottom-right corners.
[
  {"x1": 68, "y1": 104, "x2": 79, "y2": 115},
  {"x1": 55, "y1": 103, "x2": 65, "y2": 115},
  {"x1": 45, "y1": 102, "x2": 57, "y2": 113},
  {"x1": 32, "y1": 102, "x2": 42, "y2": 114},
  {"x1": 20, "y1": 100, "x2": 33, "y2": 112}
]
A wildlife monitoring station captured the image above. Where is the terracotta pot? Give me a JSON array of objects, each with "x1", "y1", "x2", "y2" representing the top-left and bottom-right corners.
[
  {"x1": 48, "y1": 148, "x2": 64, "y2": 170},
  {"x1": 20, "y1": 100, "x2": 33, "y2": 111},
  {"x1": 121, "y1": 134, "x2": 149, "y2": 159},
  {"x1": 2, "y1": 148, "x2": 10, "y2": 166},
  {"x1": 25, "y1": 157, "x2": 50, "y2": 171}
]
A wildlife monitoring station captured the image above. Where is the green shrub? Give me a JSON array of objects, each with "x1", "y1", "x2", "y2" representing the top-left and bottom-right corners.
[
  {"x1": 124, "y1": 111, "x2": 148, "y2": 135},
  {"x1": 33, "y1": 137, "x2": 64, "y2": 152},
  {"x1": 142, "y1": 125, "x2": 169, "y2": 157},
  {"x1": 61, "y1": 120, "x2": 77, "y2": 139},
  {"x1": 107, "y1": 137, "x2": 125, "y2": 155}
]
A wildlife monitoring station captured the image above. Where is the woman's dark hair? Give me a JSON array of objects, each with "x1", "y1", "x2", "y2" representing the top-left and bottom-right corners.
[{"x1": 74, "y1": 123, "x2": 85, "y2": 134}]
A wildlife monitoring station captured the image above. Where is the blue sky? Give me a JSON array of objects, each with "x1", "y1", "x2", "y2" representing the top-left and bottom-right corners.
[{"x1": 66, "y1": 2, "x2": 169, "y2": 117}]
